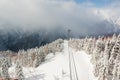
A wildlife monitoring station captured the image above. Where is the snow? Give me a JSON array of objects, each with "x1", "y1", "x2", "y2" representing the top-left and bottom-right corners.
[{"x1": 9, "y1": 40, "x2": 96, "y2": 80}]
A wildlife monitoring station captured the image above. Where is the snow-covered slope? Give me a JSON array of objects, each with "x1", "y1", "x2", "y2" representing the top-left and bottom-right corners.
[{"x1": 9, "y1": 40, "x2": 96, "y2": 80}]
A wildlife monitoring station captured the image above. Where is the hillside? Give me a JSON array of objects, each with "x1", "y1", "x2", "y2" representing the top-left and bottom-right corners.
[
  {"x1": 0, "y1": 34, "x2": 120, "y2": 80},
  {"x1": 8, "y1": 40, "x2": 95, "y2": 80}
]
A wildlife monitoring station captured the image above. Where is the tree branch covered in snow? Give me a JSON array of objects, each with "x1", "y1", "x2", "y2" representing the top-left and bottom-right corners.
[{"x1": 68, "y1": 34, "x2": 120, "y2": 80}]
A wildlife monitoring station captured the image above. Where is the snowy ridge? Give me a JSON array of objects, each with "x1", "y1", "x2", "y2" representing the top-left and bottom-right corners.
[
  {"x1": 1, "y1": 34, "x2": 120, "y2": 80},
  {"x1": 8, "y1": 40, "x2": 96, "y2": 80}
]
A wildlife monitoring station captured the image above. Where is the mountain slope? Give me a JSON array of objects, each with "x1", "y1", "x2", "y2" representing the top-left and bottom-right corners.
[{"x1": 9, "y1": 40, "x2": 96, "y2": 80}]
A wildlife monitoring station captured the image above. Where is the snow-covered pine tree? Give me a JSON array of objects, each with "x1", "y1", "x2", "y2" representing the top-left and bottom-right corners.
[
  {"x1": 80, "y1": 39, "x2": 84, "y2": 50},
  {"x1": 92, "y1": 37, "x2": 105, "y2": 77},
  {"x1": 33, "y1": 52, "x2": 41, "y2": 68},
  {"x1": 58, "y1": 39, "x2": 64, "y2": 52},
  {"x1": 31, "y1": 48, "x2": 38, "y2": 67},
  {"x1": 104, "y1": 39, "x2": 116, "y2": 76},
  {"x1": 22, "y1": 51, "x2": 28, "y2": 67},
  {"x1": 27, "y1": 49, "x2": 35, "y2": 67},
  {"x1": 107, "y1": 35, "x2": 120, "y2": 79},
  {"x1": 75, "y1": 39, "x2": 81, "y2": 51},
  {"x1": 91, "y1": 37, "x2": 105, "y2": 64},
  {"x1": 98, "y1": 66, "x2": 107, "y2": 80},
  {"x1": 44, "y1": 45, "x2": 49, "y2": 56},
  {"x1": 0, "y1": 68, "x2": 2, "y2": 78},
  {"x1": 83, "y1": 37, "x2": 89, "y2": 50},
  {"x1": 86, "y1": 37, "x2": 95, "y2": 54},
  {"x1": 34, "y1": 48, "x2": 45, "y2": 68},
  {"x1": 15, "y1": 61, "x2": 24, "y2": 80},
  {"x1": 91, "y1": 37, "x2": 96, "y2": 54},
  {"x1": 1, "y1": 57, "x2": 10, "y2": 80},
  {"x1": 48, "y1": 44, "x2": 53, "y2": 53},
  {"x1": 111, "y1": 34, "x2": 117, "y2": 42},
  {"x1": 112, "y1": 56, "x2": 119, "y2": 80},
  {"x1": 40, "y1": 49, "x2": 45, "y2": 62},
  {"x1": 97, "y1": 40, "x2": 113, "y2": 80},
  {"x1": 17, "y1": 50, "x2": 25, "y2": 66},
  {"x1": 7, "y1": 57, "x2": 12, "y2": 68},
  {"x1": 0, "y1": 58, "x2": 2, "y2": 67},
  {"x1": 109, "y1": 35, "x2": 120, "y2": 68},
  {"x1": 117, "y1": 59, "x2": 120, "y2": 80},
  {"x1": 102, "y1": 41, "x2": 111, "y2": 79},
  {"x1": 84, "y1": 38, "x2": 90, "y2": 53},
  {"x1": 111, "y1": 54, "x2": 120, "y2": 80}
]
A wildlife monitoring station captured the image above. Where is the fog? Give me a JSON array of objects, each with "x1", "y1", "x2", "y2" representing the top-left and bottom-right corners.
[{"x1": 0, "y1": 0, "x2": 120, "y2": 51}]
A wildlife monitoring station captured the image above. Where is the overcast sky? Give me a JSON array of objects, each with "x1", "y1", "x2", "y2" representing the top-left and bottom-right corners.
[{"x1": 0, "y1": 0, "x2": 120, "y2": 35}]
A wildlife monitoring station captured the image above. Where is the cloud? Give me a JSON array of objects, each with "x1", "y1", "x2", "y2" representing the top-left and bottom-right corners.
[
  {"x1": 0, "y1": 0, "x2": 120, "y2": 51},
  {"x1": 0, "y1": 0, "x2": 119, "y2": 35}
]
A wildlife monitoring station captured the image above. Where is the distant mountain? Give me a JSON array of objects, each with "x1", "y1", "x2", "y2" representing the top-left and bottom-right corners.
[
  {"x1": 95, "y1": 10, "x2": 120, "y2": 32},
  {"x1": 0, "y1": 27, "x2": 68, "y2": 52}
]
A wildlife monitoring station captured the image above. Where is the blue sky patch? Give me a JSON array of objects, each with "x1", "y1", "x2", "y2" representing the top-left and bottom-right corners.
[{"x1": 75, "y1": 0, "x2": 113, "y2": 7}]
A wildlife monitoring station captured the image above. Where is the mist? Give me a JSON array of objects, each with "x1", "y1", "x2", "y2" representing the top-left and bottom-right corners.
[{"x1": 0, "y1": 0, "x2": 120, "y2": 51}]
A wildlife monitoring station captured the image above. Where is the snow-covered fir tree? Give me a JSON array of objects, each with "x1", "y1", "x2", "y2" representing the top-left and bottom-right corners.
[
  {"x1": 33, "y1": 52, "x2": 42, "y2": 68},
  {"x1": 117, "y1": 60, "x2": 120, "y2": 80},
  {"x1": 112, "y1": 55, "x2": 120, "y2": 80},
  {"x1": 111, "y1": 34, "x2": 117, "y2": 42},
  {"x1": 86, "y1": 37, "x2": 96, "y2": 54},
  {"x1": 97, "y1": 40, "x2": 114, "y2": 80},
  {"x1": 109, "y1": 35, "x2": 120, "y2": 70},
  {"x1": 92, "y1": 37, "x2": 105, "y2": 77},
  {"x1": 34, "y1": 48, "x2": 45, "y2": 67},
  {"x1": 98, "y1": 66, "x2": 107, "y2": 80},
  {"x1": 40, "y1": 49, "x2": 45, "y2": 62},
  {"x1": 15, "y1": 61, "x2": 24, "y2": 80},
  {"x1": 102, "y1": 41, "x2": 110, "y2": 79},
  {"x1": 7, "y1": 57, "x2": 12, "y2": 68},
  {"x1": 91, "y1": 37, "x2": 105, "y2": 64},
  {"x1": 27, "y1": 49, "x2": 34, "y2": 67},
  {"x1": 0, "y1": 68, "x2": 2, "y2": 78},
  {"x1": 1, "y1": 57, "x2": 10, "y2": 80},
  {"x1": 22, "y1": 51, "x2": 28, "y2": 67}
]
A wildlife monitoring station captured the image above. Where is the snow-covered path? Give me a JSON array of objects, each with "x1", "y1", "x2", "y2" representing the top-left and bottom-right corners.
[
  {"x1": 63, "y1": 40, "x2": 96, "y2": 80},
  {"x1": 10, "y1": 40, "x2": 96, "y2": 80}
]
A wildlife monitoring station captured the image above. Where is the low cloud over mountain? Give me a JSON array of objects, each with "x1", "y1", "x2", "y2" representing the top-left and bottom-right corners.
[{"x1": 0, "y1": 0, "x2": 120, "y2": 51}]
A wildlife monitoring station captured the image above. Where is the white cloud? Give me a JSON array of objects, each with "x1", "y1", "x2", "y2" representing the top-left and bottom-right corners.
[{"x1": 0, "y1": 0, "x2": 120, "y2": 35}]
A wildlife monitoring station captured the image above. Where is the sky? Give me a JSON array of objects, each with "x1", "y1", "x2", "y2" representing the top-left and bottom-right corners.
[
  {"x1": 75, "y1": 0, "x2": 119, "y2": 7},
  {"x1": 0, "y1": 0, "x2": 120, "y2": 35}
]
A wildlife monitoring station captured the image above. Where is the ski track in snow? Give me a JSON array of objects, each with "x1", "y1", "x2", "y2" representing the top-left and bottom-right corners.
[{"x1": 9, "y1": 40, "x2": 96, "y2": 80}]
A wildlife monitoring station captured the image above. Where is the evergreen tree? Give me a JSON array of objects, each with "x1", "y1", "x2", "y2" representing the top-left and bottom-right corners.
[
  {"x1": 1, "y1": 57, "x2": 10, "y2": 80},
  {"x1": 112, "y1": 57, "x2": 118, "y2": 80},
  {"x1": 7, "y1": 57, "x2": 12, "y2": 68},
  {"x1": 109, "y1": 35, "x2": 120, "y2": 67},
  {"x1": 0, "y1": 68, "x2": 2, "y2": 78},
  {"x1": 104, "y1": 41, "x2": 110, "y2": 73},
  {"x1": 34, "y1": 49, "x2": 45, "y2": 68},
  {"x1": 15, "y1": 61, "x2": 24, "y2": 80},
  {"x1": 117, "y1": 61, "x2": 120, "y2": 80},
  {"x1": 33, "y1": 52, "x2": 41, "y2": 68}
]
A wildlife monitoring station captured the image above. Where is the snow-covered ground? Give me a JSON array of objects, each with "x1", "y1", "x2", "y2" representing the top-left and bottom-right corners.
[{"x1": 9, "y1": 40, "x2": 96, "y2": 80}]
